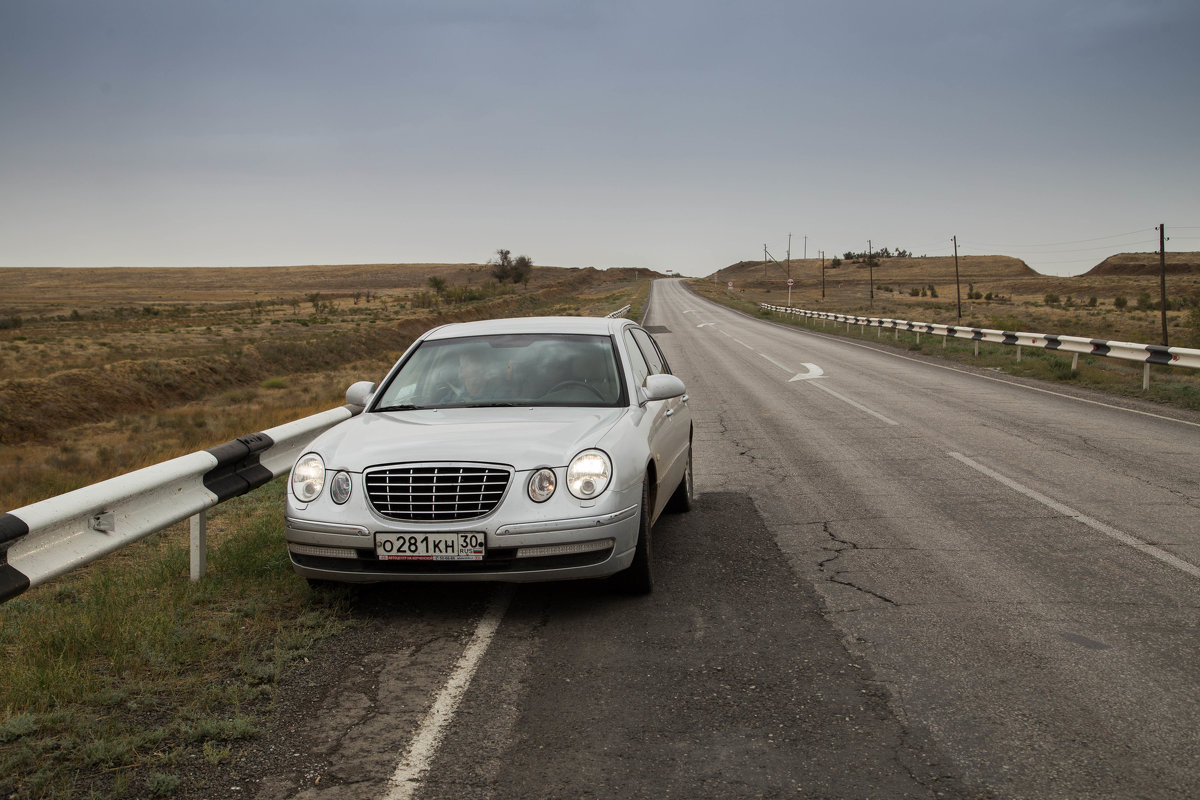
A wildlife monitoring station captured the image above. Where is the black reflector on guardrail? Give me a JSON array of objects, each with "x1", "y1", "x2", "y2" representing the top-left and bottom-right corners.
[
  {"x1": 1146, "y1": 345, "x2": 1174, "y2": 365},
  {"x1": 0, "y1": 512, "x2": 28, "y2": 553},
  {"x1": 204, "y1": 433, "x2": 276, "y2": 502},
  {"x1": 0, "y1": 513, "x2": 32, "y2": 602}
]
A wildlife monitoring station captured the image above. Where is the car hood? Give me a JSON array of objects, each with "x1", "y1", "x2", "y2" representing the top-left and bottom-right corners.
[{"x1": 310, "y1": 406, "x2": 629, "y2": 471}]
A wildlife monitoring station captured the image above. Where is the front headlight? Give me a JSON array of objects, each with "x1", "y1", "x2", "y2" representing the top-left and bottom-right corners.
[
  {"x1": 566, "y1": 449, "x2": 611, "y2": 500},
  {"x1": 292, "y1": 453, "x2": 326, "y2": 502}
]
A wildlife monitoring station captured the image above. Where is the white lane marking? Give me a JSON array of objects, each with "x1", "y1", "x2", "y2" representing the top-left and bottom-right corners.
[
  {"x1": 812, "y1": 383, "x2": 899, "y2": 426},
  {"x1": 383, "y1": 585, "x2": 515, "y2": 800},
  {"x1": 759, "y1": 353, "x2": 794, "y2": 373},
  {"x1": 949, "y1": 452, "x2": 1200, "y2": 580},
  {"x1": 696, "y1": 322, "x2": 716, "y2": 328}
]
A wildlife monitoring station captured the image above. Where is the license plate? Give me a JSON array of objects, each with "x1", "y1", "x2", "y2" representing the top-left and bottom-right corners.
[{"x1": 375, "y1": 532, "x2": 486, "y2": 561}]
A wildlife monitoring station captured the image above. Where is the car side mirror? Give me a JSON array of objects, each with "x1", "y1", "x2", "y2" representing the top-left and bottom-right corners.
[
  {"x1": 642, "y1": 374, "x2": 686, "y2": 402},
  {"x1": 345, "y1": 381, "x2": 376, "y2": 408}
]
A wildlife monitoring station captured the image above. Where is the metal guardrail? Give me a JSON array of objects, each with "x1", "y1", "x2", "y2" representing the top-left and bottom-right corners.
[
  {"x1": 606, "y1": 304, "x2": 632, "y2": 318},
  {"x1": 0, "y1": 405, "x2": 361, "y2": 604},
  {"x1": 761, "y1": 304, "x2": 1200, "y2": 388}
]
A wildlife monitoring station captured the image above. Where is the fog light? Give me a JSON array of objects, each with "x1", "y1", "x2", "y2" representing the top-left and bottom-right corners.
[{"x1": 528, "y1": 468, "x2": 556, "y2": 502}]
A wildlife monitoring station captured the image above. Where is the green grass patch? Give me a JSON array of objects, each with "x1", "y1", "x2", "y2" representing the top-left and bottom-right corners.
[{"x1": 0, "y1": 479, "x2": 350, "y2": 799}]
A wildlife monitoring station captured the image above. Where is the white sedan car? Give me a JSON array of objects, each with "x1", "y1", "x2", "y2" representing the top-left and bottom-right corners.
[{"x1": 285, "y1": 315, "x2": 692, "y2": 593}]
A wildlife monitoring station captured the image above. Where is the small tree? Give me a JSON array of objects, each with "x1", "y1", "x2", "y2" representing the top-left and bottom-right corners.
[
  {"x1": 491, "y1": 249, "x2": 514, "y2": 282},
  {"x1": 1114, "y1": 296, "x2": 1128, "y2": 311},
  {"x1": 512, "y1": 255, "x2": 533, "y2": 285},
  {"x1": 427, "y1": 275, "x2": 447, "y2": 295},
  {"x1": 490, "y1": 249, "x2": 533, "y2": 284}
]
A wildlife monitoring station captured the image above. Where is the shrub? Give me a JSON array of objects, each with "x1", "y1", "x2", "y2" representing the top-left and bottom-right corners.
[
  {"x1": 1044, "y1": 293, "x2": 1060, "y2": 305},
  {"x1": 1114, "y1": 296, "x2": 1128, "y2": 310}
]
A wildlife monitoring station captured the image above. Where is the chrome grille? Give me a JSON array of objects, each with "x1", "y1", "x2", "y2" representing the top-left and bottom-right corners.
[{"x1": 364, "y1": 464, "x2": 511, "y2": 522}]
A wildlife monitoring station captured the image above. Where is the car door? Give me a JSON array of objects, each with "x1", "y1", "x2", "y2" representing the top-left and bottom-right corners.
[{"x1": 624, "y1": 327, "x2": 690, "y2": 518}]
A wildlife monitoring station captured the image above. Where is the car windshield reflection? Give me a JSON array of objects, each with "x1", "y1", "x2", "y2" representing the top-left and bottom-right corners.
[{"x1": 374, "y1": 334, "x2": 626, "y2": 410}]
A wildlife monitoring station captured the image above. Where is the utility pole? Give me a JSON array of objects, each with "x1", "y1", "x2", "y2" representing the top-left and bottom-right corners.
[
  {"x1": 803, "y1": 235, "x2": 807, "y2": 260},
  {"x1": 868, "y1": 239, "x2": 874, "y2": 308},
  {"x1": 820, "y1": 251, "x2": 825, "y2": 299},
  {"x1": 953, "y1": 235, "x2": 962, "y2": 321},
  {"x1": 786, "y1": 233, "x2": 792, "y2": 281},
  {"x1": 1159, "y1": 224, "x2": 1169, "y2": 347}
]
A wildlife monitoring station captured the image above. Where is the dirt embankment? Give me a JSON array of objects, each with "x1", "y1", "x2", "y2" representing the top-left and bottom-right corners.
[{"x1": 1086, "y1": 253, "x2": 1200, "y2": 277}]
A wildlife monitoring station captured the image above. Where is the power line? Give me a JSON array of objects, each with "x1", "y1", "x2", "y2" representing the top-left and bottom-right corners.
[{"x1": 963, "y1": 228, "x2": 1156, "y2": 249}]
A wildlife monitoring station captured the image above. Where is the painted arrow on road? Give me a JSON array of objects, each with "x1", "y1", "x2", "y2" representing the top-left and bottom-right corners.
[
  {"x1": 759, "y1": 353, "x2": 825, "y2": 381},
  {"x1": 789, "y1": 363, "x2": 825, "y2": 381}
]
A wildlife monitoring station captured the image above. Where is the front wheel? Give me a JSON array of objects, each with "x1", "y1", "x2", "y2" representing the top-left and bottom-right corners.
[
  {"x1": 614, "y1": 478, "x2": 653, "y2": 594},
  {"x1": 664, "y1": 443, "x2": 693, "y2": 514}
]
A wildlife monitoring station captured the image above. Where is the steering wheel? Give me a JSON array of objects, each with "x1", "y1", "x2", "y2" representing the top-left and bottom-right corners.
[{"x1": 543, "y1": 380, "x2": 606, "y2": 401}]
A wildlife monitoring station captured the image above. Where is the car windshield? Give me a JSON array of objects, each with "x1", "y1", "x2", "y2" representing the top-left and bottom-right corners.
[{"x1": 374, "y1": 333, "x2": 625, "y2": 410}]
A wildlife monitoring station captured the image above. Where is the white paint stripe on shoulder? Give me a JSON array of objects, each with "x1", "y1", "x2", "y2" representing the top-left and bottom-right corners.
[
  {"x1": 949, "y1": 452, "x2": 1200, "y2": 580},
  {"x1": 383, "y1": 584, "x2": 515, "y2": 800}
]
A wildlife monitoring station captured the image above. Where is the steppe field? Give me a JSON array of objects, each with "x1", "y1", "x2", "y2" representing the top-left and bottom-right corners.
[{"x1": 0, "y1": 263, "x2": 651, "y2": 511}]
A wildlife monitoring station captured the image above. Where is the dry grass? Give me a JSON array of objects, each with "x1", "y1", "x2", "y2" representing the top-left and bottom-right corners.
[{"x1": 0, "y1": 264, "x2": 652, "y2": 511}]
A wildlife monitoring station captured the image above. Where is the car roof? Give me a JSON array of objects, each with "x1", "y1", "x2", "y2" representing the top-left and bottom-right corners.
[{"x1": 421, "y1": 315, "x2": 634, "y2": 341}]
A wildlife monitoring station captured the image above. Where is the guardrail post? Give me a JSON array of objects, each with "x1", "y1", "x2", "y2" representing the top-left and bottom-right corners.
[
  {"x1": 1144, "y1": 363, "x2": 1151, "y2": 391},
  {"x1": 1072, "y1": 353, "x2": 1079, "y2": 371},
  {"x1": 1016, "y1": 345, "x2": 1022, "y2": 362},
  {"x1": 190, "y1": 510, "x2": 207, "y2": 581}
]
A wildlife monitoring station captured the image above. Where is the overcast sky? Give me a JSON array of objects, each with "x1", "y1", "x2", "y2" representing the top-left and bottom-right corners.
[{"x1": 2, "y1": 0, "x2": 1198, "y2": 277}]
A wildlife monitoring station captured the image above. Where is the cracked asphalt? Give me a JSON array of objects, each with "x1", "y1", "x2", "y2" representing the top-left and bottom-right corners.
[{"x1": 653, "y1": 279, "x2": 1200, "y2": 799}]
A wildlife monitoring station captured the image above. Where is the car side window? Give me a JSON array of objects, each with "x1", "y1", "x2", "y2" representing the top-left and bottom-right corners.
[
  {"x1": 623, "y1": 330, "x2": 651, "y2": 387},
  {"x1": 630, "y1": 328, "x2": 670, "y2": 375}
]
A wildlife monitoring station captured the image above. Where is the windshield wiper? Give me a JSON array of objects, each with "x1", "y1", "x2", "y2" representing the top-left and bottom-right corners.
[
  {"x1": 461, "y1": 402, "x2": 521, "y2": 408},
  {"x1": 374, "y1": 404, "x2": 424, "y2": 412}
]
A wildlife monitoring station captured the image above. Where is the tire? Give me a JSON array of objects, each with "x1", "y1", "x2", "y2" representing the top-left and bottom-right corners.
[
  {"x1": 664, "y1": 442, "x2": 693, "y2": 514},
  {"x1": 615, "y1": 478, "x2": 654, "y2": 595}
]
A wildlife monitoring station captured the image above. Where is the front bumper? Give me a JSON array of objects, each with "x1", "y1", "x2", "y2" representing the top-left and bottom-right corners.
[{"x1": 285, "y1": 504, "x2": 641, "y2": 583}]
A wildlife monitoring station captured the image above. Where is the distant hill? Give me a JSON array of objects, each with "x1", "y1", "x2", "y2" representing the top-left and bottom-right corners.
[
  {"x1": 709, "y1": 255, "x2": 1037, "y2": 284},
  {"x1": 1085, "y1": 253, "x2": 1200, "y2": 277}
]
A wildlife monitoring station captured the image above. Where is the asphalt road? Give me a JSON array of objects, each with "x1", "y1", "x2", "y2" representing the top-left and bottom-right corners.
[{"x1": 199, "y1": 279, "x2": 1200, "y2": 800}]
